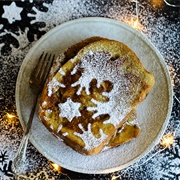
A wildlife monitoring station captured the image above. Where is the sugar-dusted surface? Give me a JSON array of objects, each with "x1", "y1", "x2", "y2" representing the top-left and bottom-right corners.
[
  {"x1": 58, "y1": 98, "x2": 81, "y2": 122},
  {"x1": 0, "y1": 0, "x2": 179, "y2": 179},
  {"x1": 74, "y1": 124, "x2": 108, "y2": 151},
  {"x1": 45, "y1": 41, "x2": 152, "y2": 153},
  {"x1": 70, "y1": 51, "x2": 133, "y2": 124}
]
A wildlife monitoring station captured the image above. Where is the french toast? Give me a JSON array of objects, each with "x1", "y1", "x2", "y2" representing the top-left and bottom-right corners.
[
  {"x1": 39, "y1": 37, "x2": 154, "y2": 155},
  {"x1": 41, "y1": 37, "x2": 140, "y2": 152}
]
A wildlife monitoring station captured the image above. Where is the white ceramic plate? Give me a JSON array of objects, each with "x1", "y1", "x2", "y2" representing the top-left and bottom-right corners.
[{"x1": 16, "y1": 17, "x2": 173, "y2": 174}]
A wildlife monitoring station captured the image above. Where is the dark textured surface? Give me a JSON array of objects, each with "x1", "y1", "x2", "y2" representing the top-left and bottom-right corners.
[{"x1": 0, "y1": 0, "x2": 179, "y2": 179}]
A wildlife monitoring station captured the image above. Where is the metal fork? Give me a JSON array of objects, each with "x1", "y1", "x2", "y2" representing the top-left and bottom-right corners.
[{"x1": 12, "y1": 52, "x2": 55, "y2": 174}]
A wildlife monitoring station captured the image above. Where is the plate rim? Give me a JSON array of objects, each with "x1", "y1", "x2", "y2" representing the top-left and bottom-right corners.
[{"x1": 15, "y1": 17, "x2": 173, "y2": 174}]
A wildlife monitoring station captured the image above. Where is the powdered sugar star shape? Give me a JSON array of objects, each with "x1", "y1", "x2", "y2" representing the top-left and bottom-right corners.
[
  {"x1": 58, "y1": 98, "x2": 81, "y2": 122},
  {"x1": 2, "y1": 2, "x2": 23, "y2": 24}
]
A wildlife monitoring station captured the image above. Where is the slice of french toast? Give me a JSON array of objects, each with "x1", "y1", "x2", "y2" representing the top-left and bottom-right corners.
[
  {"x1": 39, "y1": 37, "x2": 154, "y2": 155},
  {"x1": 41, "y1": 37, "x2": 141, "y2": 152}
]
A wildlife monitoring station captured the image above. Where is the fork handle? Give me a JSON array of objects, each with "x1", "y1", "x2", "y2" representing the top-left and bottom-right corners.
[
  {"x1": 12, "y1": 96, "x2": 38, "y2": 174},
  {"x1": 12, "y1": 133, "x2": 29, "y2": 174}
]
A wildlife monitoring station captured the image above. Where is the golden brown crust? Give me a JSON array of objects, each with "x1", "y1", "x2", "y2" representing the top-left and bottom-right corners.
[{"x1": 64, "y1": 36, "x2": 105, "y2": 61}]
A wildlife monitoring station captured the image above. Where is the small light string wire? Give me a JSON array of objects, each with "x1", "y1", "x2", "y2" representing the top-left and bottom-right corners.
[
  {"x1": 174, "y1": 94, "x2": 180, "y2": 104},
  {"x1": 131, "y1": 0, "x2": 139, "y2": 19},
  {"x1": 163, "y1": 0, "x2": 180, "y2": 7},
  {"x1": 131, "y1": 0, "x2": 139, "y2": 22},
  {"x1": 129, "y1": 0, "x2": 144, "y2": 31}
]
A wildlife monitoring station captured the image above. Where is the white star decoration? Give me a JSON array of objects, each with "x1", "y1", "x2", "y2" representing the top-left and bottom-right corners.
[
  {"x1": 2, "y1": 2, "x2": 23, "y2": 24},
  {"x1": 58, "y1": 98, "x2": 81, "y2": 122}
]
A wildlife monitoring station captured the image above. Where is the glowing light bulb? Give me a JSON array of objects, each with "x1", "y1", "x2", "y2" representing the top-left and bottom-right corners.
[
  {"x1": 152, "y1": 0, "x2": 164, "y2": 7},
  {"x1": 160, "y1": 133, "x2": 174, "y2": 148},
  {"x1": 126, "y1": 16, "x2": 143, "y2": 31},
  {"x1": 111, "y1": 175, "x2": 120, "y2": 180},
  {"x1": 124, "y1": 0, "x2": 144, "y2": 31},
  {"x1": 6, "y1": 113, "x2": 16, "y2": 119},
  {"x1": 132, "y1": 17, "x2": 139, "y2": 29},
  {"x1": 51, "y1": 162, "x2": 61, "y2": 172}
]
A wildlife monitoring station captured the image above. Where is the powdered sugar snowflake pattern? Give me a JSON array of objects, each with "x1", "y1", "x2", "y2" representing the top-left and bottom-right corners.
[
  {"x1": 48, "y1": 77, "x2": 66, "y2": 97},
  {"x1": 74, "y1": 123, "x2": 108, "y2": 151},
  {"x1": 72, "y1": 52, "x2": 117, "y2": 95},
  {"x1": 71, "y1": 51, "x2": 135, "y2": 126},
  {"x1": 87, "y1": 98, "x2": 129, "y2": 126},
  {"x1": 58, "y1": 98, "x2": 81, "y2": 122}
]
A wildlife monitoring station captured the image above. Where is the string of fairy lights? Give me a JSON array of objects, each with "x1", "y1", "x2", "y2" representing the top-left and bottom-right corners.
[{"x1": 0, "y1": 0, "x2": 179, "y2": 178}]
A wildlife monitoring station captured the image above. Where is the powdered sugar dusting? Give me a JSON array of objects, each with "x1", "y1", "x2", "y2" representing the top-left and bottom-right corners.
[
  {"x1": 71, "y1": 52, "x2": 111, "y2": 94},
  {"x1": 58, "y1": 68, "x2": 65, "y2": 75},
  {"x1": 46, "y1": 109, "x2": 52, "y2": 114},
  {"x1": 74, "y1": 123, "x2": 108, "y2": 151},
  {"x1": 62, "y1": 132, "x2": 68, "y2": 136},
  {"x1": 47, "y1": 77, "x2": 65, "y2": 96},
  {"x1": 71, "y1": 64, "x2": 79, "y2": 75},
  {"x1": 42, "y1": 101, "x2": 47, "y2": 107},
  {"x1": 43, "y1": 116, "x2": 48, "y2": 121},
  {"x1": 57, "y1": 124, "x2": 63, "y2": 133},
  {"x1": 2, "y1": 2, "x2": 23, "y2": 24},
  {"x1": 58, "y1": 98, "x2": 81, "y2": 122},
  {"x1": 71, "y1": 51, "x2": 136, "y2": 126},
  {"x1": 50, "y1": 125, "x2": 54, "y2": 130}
]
